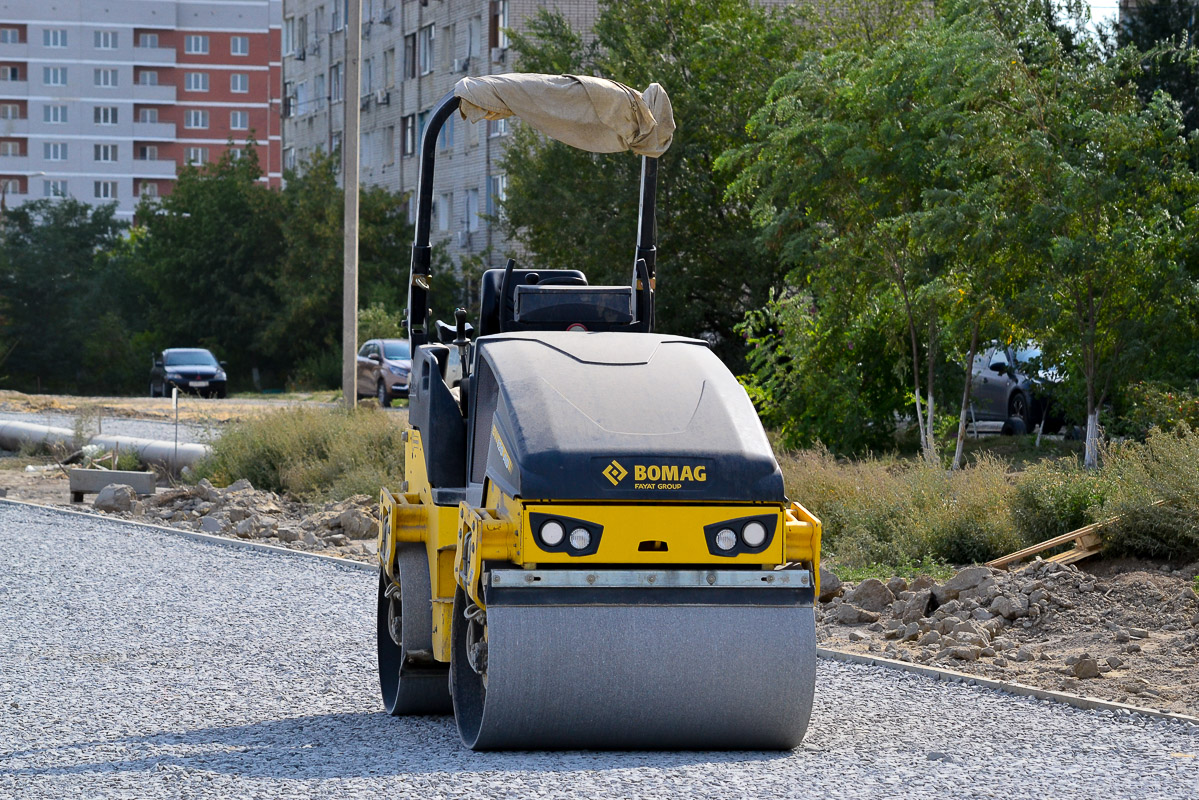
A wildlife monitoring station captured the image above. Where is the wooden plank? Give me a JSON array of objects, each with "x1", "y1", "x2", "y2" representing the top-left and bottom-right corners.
[{"x1": 986, "y1": 523, "x2": 1103, "y2": 569}]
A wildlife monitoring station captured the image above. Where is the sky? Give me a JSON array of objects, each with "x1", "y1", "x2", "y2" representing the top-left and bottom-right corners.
[{"x1": 1087, "y1": 1, "x2": 1120, "y2": 26}]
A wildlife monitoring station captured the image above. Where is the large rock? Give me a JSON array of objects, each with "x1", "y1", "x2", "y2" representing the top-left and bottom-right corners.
[
  {"x1": 989, "y1": 594, "x2": 1029, "y2": 621},
  {"x1": 901, "y1": 589, "x2": 933, "y2": 623},
  {"x1": 336, "y1": 507, "x2": 376, "y2": 539},
  {"x1": 846, "y1": 578, "x2": 895, "y2": 613},
  {"x1": 818, "y1": 566, "x2": 843, "y2": 603},
  {"x1": 833, "y1": 604, "x2": 880, "y2": 625},
  {"x1": 932, "y1": 566, "x2": 993, "y2": 604},
  {"x1": 94, "y1": 484, "x2": 136, "y2": 513}
]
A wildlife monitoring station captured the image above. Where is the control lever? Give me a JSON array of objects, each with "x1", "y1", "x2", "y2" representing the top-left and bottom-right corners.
[{"x1": 453, "y1": 308, "x2": 472, "y2": 415}]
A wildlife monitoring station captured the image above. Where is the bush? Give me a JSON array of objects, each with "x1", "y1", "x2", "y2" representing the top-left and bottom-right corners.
[
  {"x1": 1098, "y1": 426, "x2": 1199, "y2": 561},
  {"x1": 1115, "y1": 382, "x2": 1199, "y2": 439},
  {"x1": 1011, "y1": 457, "x2": 1106, "y2": 543},
  {"x1": 192, "y1": 406, "x2": 406, "y2": 501},
  {"x1": 779, "y1": 447, "x2": 1025, "y2": 567}
]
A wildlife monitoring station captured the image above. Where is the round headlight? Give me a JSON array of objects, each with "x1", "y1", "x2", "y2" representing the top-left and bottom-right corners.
[
  {"x1": 568, "y1": 527, "x2": 592, "y2": 550},
  {"x1": 715, "y1": 528, "x2": 737, "y2": 551},
  {"x1": 741, "y1": 521, "x2": 767, "y2": 548},
  {"x1": 539, "y1": 520, "x2": 565, "y2": 547}
]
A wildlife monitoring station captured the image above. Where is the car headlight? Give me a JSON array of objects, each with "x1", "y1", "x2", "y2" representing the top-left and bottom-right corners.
[
  {"x1": 215, "y1": 370, "x2": 226, "y2": 380},
  {"x1": 166, "y1": 372, "x2": 182, "y2": 380}
]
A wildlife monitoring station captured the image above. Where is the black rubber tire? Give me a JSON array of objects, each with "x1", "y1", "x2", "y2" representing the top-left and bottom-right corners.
[
  {"x1": 1008, "y1": 392, "x2": 1029, "y2": 424},
  {"x1": 377, "y1": 566, "x2": 452, "y2": 716},
  {"x1": 1001, "y1": 416, "x2": 1028, "y2": 436},
  {"x1": 377, "y1": 380, "x2": 391, "y2": 408}
]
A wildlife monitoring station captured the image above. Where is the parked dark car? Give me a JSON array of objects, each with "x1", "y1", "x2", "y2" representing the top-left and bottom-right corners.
[
  {"x1": 970, "y1": 343, "x2": 1059, "y2": 433},
  {"x1": 357, "y1": 338, "x2": 413, "y2": 407},
  {"x1": 150, "y1": 348, "x2": 228, "y2": 398}
]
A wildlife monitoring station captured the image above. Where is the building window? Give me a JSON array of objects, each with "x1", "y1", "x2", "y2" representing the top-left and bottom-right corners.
[
  {"x1": 139, "y1": 70, "x2": 159, "y2": 86},
  {"x1": 43, "y1": 142, "x2": 68, "y2": 160},
  {"x1": 43, "y1": 105, "x2": 67, "y2": 123},
  {"x1": 230, "y1": 110, "x2": 248, "y2": 129},
  {"x1": 229, "y1": 147, "x2": 243, "y2": 160},
  {"x1": 401, "y1": 114, "x2": 415, "y2": 156},
  {"x1": 94, "y1": 106, "x2": 118, "y2": 125},
  {"x1": 466, "y1": 189, "x2": 480, "y2": 232},
  {"x1": 231, "y1": 73, "x2": 248, "y2": 93},
  {"x1": 184, "y1": 72, "x2": 208, "y2": 92},
  {"x1": 403, "y1": 33, "x2": 416, "y2": 79},
  {"x1": 94, "y1": 180, "x2": 117, "y2": 199},
  {"x1": 384, "y1": 125, "x2": 395, "y2": 164},
  {"x1": 384, "y1": 48, "x2": 395, "y2": 87},
  {"x1": 418, "y1": 25, "x2": 435, "y2": 76},
  {"x1": 186, "y1": 147, "x2": 207, "y2": 165},
  {"x1": 362, "y1": 58, "x2": 373, "y2": 93},
  {"x1": 94, "y1": 144, "x2": 118, "y2": 162},
  {"x1": 330, "y1": 63, "x2": 342, "y2": 102},
  {"x1": 43, "y1": 29, "x2": 67, "y2": 48},
  {"x1": 331, "y1": 0, "x2": 343, "y2": 32},
  {"x1": 0, "y1": 104, "x2": 19, "y2": 119},
  {"x1": 94, "y1": 69, "x2": 118, "y2": 88},
  {"x1": 295, "y1": 82, "x2": 308, "y2": 115},
  {"x1": 0, "y1": 66, "x2": 20, "y2": 82},
  {"x1": 139, "y1": 107, "x2": 158, "y2": 123},
  {"x1": 44, "y1": 179, "x2": 68, "y2": 197},
  {"x1": 139, "y1": 181, "x2": 158, "y2": 198},
  {"x1": 438, "y1": 192, "x2": 452, "y2": 232},
  {"x1": 488, "y1": 174, "x2": 507, "y2": 215},
  {"x1": 138, "y1": 145, "x2": 158, "y2": 160},
  {"x1": 492, "y1": 0, "x2": 509, "y2": 50},
  {"x1": 417, "y1": 110, "x2": 429, "y2": 149},
  {"x1": 0, "y1": 140, "x2": 18, "y2": 156},
  {"x1": 314, "y1": 74, "x2": 325, "y2": 110},
  {"x1": 184, "y1": 35, "x2": 209, "y2": 54},
  {"x1": 488, "y1": 117, "x2": 508, "y2": 138},
  {"x1": 138, "y1": 33, "x2": 159, "y2": 48},
  {"x1": 231, "y1": 35, "x2": 249, "y2": 56},
  {"x1": 360, "y1": 130, "x2": 372, "y2": 165},
  {"x1": 43, "y1": 67, "x2": 66, "y2": 86},
  {"x1": 0, "y1": 28, "x2": 22, "y2": 44},
  {"x1": 284, "y1": 147, "x2": 296, "y2": 171},
  {"x1": 283, "y1": 17, "x2": 295, "y2": 55},
  {"x1": 0, "y1": 178, "x2": 20, "y2": 195},
  {"x1": 184, "y1": 109, "x2": 209, "y2": 129},
  {"x1": 94, "y1": 30, "x2": 118, "y2": 49},
  {"x1": 438, "y1": 114, "x2": 454, "y2": 151}
]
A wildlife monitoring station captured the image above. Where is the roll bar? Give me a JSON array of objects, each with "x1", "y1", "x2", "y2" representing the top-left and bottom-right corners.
[{"x1": 406, "y1": 90, "x2": 659, "y2": 349}]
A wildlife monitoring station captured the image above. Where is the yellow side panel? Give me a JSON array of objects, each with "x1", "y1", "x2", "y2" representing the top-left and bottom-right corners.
[{"x1": 520, "y1": 504, "x2": 785, "y2": 566}]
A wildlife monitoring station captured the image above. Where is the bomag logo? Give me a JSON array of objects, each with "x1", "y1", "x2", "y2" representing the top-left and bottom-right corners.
[
  {"x1": 603, "y1": 461, "x2": 708, "y2": 490},
  {"x1": 602, "y1": 460, "x2": 628, "y2": 486}
]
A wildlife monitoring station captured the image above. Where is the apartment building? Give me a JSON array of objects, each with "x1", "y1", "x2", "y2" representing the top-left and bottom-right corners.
[
  {"x1": 0, "y1": 0, "x2": 282, "y2": 217},
  {"x1": 281, "y1": 0, "x2": 598, "y2": 265}
]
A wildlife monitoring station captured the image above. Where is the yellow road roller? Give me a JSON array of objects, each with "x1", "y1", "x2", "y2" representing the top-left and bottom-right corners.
[{"x1": 376, "y1": 74, "x2": 822, "y2": 750}]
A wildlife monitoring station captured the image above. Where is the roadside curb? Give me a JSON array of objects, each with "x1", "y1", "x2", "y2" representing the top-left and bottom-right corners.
[
  {"x1": 3, "y1": 496, "x2": 1194, "y2": 728},
  {"x1": 817, "y1": 647, "x2": 1199, "y2": 728},
  {"x1": 0, "y1": 496, "x2": 378, "y2": 574}
]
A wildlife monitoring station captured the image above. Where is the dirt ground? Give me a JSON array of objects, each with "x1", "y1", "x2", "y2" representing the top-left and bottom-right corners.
[{"x1": 0, "y1": 389, "x2": 337, "y2": 426}]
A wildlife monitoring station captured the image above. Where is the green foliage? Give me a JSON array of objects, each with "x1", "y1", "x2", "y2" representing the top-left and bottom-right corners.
[
  {"x1": 501, "y1": 0, "x2": 814, "y2": 365},
  {"x1": 358, "y1": 302, "x2": 406, "y2": 345},
  {"x1": 831, "y1": 555, "x2": 955, "y2": 584},
  {"x1": 0, "y1": 198, "x2": 130, "y2": 392},
  {"x1": 1099, "y1": 426, "x2": 1199, "y2": 560},
  {"x1": 191, "y1": 406, "x2": 406, "y2": 501},
  {"x1": 1115, "y1": 382, "x2": 1199, "y2": 438},
  {"x1": 779, "y1": 447, "x2": 1023, "y2": 566},
  {"x1": 1117, "y1": 0, "x2": 1199, "y2": 135},
  {"x1": 1010, "y1": 457, "x2": 1106, "y2": 542}
]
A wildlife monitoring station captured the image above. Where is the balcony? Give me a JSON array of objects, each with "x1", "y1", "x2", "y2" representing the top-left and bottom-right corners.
[
  {"x1": 0, "y1": 117, "x2": 29, "y2": 135},
  {"x1": 131, "y1": 158, "x2": 177, "y2": 177},
  {"x1": 132, "y1": 46, "x2": 176, "y2": 66},
  {"x1": 133, "y1": 121, "x2": 176, "y2": 140},
  {"x1": 0, "y1": 154, "x2": 28, "y2": 169},
  {"x1": 133, "y1": 83, "x2": 176, "y2": 103},
  {"x1": 0, "y1": 42, "x2": 28, "y2": 60}
]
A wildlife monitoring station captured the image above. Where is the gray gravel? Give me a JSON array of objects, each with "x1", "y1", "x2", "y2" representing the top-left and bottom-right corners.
[
  {"x1": 1, "y1": 503, "x2": 1196, "y2": 799},
  {"x1": 0, "y1": 411, "x2": 213, "y2": 445}
]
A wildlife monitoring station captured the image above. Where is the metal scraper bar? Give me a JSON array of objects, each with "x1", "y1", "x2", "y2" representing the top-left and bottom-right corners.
[{"x1": 488, "y1": 568, "x2": 810, "y2": 589}]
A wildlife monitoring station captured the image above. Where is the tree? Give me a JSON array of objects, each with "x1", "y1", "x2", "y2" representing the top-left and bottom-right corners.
[
  {"x1": 1118, "y1": 0, "x2": 1199, "y2": 136},
  {"x1": 0, "y1": 198, "x2": 129, "y2": 392},
  {"x1": 499, "y1": 0, "x2": 814, "y2": 366},
  {"x1": 129, "y1": 144, "x2": 285, "y2": 383}
]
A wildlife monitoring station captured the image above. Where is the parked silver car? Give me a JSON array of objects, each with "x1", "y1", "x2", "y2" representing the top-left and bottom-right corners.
[{"x1": 970, "y1": 343, "x2": 1058, "y2": 432}]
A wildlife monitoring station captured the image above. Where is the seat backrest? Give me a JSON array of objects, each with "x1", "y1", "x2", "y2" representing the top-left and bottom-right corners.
[
  {"x1": 408, "y1": 344, "x2": 466, "y2": 488},
  {"x1": 477, "y1": 268, "x2": 587, "y2": 336}
]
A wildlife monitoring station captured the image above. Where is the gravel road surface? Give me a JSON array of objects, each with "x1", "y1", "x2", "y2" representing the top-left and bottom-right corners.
[
  {"x1": 0, "y1": 411, "x2": 213, "y2": 445},
  {"x1": 1, "y1": 503, "x2": 1196, "y2": 799}
]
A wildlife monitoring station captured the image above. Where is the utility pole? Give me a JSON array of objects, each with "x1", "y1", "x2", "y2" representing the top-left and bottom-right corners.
[{"x1": 342, "y1": 0, "x2": 363, "y2": 409}]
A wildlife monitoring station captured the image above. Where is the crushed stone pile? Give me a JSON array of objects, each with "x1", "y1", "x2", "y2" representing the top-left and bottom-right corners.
[
  {"x1": 817, "y1": 559, "x2": 1199, "y2": 716},
  {"x1": 93, "y1": 478, "x2": 379, "y2": 562}
]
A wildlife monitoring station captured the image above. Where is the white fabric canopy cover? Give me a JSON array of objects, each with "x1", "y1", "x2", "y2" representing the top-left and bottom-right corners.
[{"x1": 453, "y1": 73, "x2": 675, "y2": 158}]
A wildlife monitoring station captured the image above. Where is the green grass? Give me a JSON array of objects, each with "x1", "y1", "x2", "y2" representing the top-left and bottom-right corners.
[
  {"x1": 828, "y1": 555, "x2": 956, "y2": 583},
  {"x1": 190, "y1": 406, "x2": 406, "y2": 501}
]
